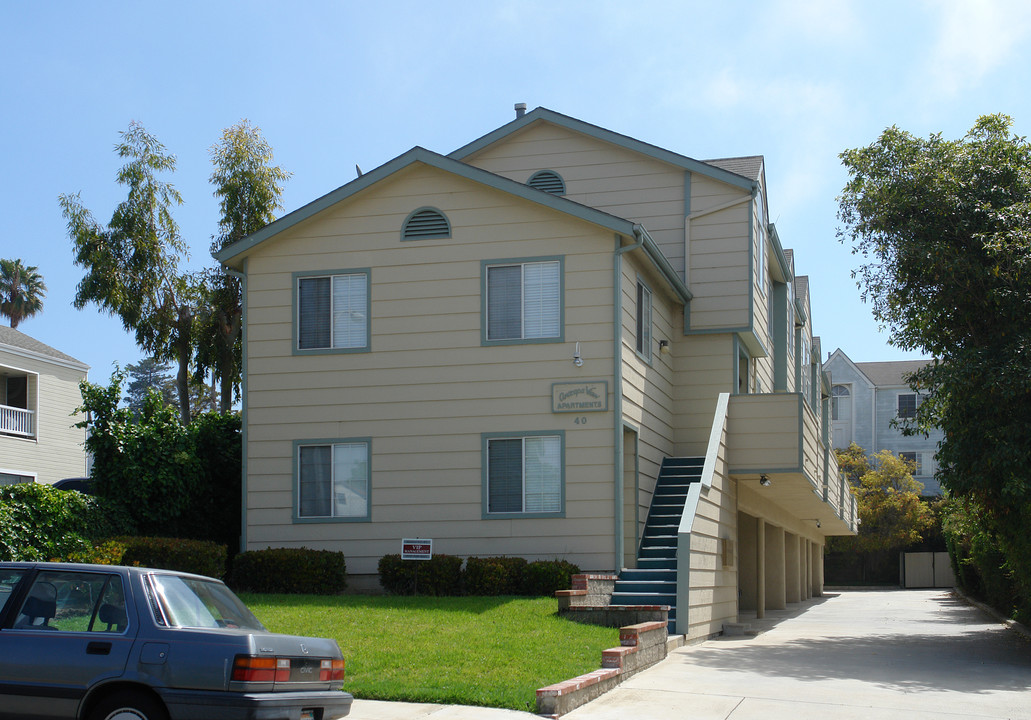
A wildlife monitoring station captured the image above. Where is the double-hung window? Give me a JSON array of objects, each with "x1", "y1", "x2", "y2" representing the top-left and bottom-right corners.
[
  {"x1": 899, "y1": 451, "x2": 924, "y2": 476},
  {"x1": 483, "y1": 258, "x2": 562, "y2": 343},
  {"x1": 295, "y1": 270, "x2": 370, "y2": 352},
  {"x1": 296, "y1": 440, "x2": 371, "y2": 521},
  {"x1": 484, "y1": 432, "x2": 563, "y2": 517},
  {"x1": 636, "y1": 280, "x2": 652, "y2": 361},
  {"x1": 897, "y1": 393, "x2": 920, "y2": 419}
]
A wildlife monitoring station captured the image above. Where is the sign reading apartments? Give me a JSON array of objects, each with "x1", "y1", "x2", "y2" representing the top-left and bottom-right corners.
[{"x1": 551, "y1": 381, "x2": 608, "y2": 413}]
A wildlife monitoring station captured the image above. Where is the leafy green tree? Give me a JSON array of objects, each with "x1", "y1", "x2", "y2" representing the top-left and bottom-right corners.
[
  {"x1": 197, "y1": 120, "x2": 290, "y2": 412},
  {"x1": 837, "y1": 114, "x2": 1031, "y2": 612},
  {"x1": 60, "y1": 122, "x2": 201, "y2": 423},
  {"x1": 0, "y1": 258, "x2": 46, "y2": 328}
]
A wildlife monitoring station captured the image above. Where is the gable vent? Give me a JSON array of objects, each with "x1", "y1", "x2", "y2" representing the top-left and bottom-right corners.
[
  {"x1": 402, "y1": 207, "x2": 451, "y2": 240},
  {"x1": 527, "y1": 170, "x2": 566, "y2": 195}
]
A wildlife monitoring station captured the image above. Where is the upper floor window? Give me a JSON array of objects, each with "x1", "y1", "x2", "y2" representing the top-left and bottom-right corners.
[
  {"x1": 899, "y1": 451, "x2": 924, "y2": 476},
  {"x1": 296, "y1": 440, "x2": 370, "y2": 521},
  {"x1": 897, "y1": 393, "x2": 920, "y2": 419},
  {"x1": 527, "y1": 170, "x2": 566, "y2": 195},
  {"x1": 484, "y1": 432, "x2": 563, "y2": 516},
  {"x1": 483, "y1": 258, "x2": 562, "y2": 344},
  {"x1": 635, "y1": 280, "x2": 652, "y2": 361},
  {"x1": 296, "y1": 271, "x2": 370, "y2": 353},
  {"x1": 402, "y1": 207, "x2": 451, "y2": 240},
  {"x1": 831, "y1": 385, "x2": 850, "y2": 421}
]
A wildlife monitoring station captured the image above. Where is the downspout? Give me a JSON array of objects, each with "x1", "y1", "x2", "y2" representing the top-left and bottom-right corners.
[
  {"x1": 612, "y1": 226, "x2": 646, "y2": 570},
  {"x1": 227, "y1": 266, "x2": 248, "y2": 553}
]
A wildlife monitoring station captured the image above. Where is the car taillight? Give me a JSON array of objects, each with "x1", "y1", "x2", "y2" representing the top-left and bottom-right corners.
[
  {"x1": 232, "y1": 655, "x2": 291, "y2": 682},
  {"x1": 320, "y1": 658, "x2": 345, "y2": 681}
]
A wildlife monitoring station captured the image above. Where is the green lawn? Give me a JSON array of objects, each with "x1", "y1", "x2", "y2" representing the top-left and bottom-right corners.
[{"x1": 241, "y1": 593, "x2": 617, "y2": 711}]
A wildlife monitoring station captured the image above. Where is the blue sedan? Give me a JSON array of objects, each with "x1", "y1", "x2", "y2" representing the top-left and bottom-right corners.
[{"x1": 0, "y1": 561, "x2": 353, "y2": 720}]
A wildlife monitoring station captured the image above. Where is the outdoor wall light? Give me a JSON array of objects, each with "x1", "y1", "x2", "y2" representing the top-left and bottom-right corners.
[
  {"x1": 573, "y1": 341, "x2": 584, "y2": 367},
  {"x1": 759, "y1": 474, "x2": 771, "y2": 487},
  {"x1": 658, "y1": 339, "x2": 670, "y2": 354}
]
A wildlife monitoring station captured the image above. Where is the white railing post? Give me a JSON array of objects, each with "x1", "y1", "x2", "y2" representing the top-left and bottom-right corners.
[{"x1": 0, "y1": 404, "x2": 33, "y2": 437}]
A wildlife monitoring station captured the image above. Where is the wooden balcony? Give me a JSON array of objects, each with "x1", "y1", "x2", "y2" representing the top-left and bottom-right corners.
[
  {"x1": 0, "y1": 403, "x2": 34, "y2": 438},
  {"x1": 727, "y1": 393, "x2": 856, "y2": 535}
]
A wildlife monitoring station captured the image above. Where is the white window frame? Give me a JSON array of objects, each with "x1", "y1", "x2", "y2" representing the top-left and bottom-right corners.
[
  {"x1": 482, "y1": 257, "x2": 563, "y2": 345},
  {"x1": 483, "y1": 432, "x2": 564, "y2": 518},
  {"x1": 294, "y1": 439, "x2": 371, "y2": 522},
  {"x1": 294, "y1": 270, "x2": 370, "y2": 354},
  {"x1": 899, "y1": 451, "x2": 924, "y2": 477}
]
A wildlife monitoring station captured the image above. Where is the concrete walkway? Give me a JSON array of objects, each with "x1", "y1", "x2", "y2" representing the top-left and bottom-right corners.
[
  {"x1": 346, "y1": 590, "x2": 1031, "y2": 719},
  {"x1": 566, "y1": 589, "x2": 1031, "y2": 720}
]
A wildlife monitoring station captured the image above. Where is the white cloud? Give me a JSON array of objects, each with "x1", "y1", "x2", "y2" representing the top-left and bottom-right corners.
[{"x1": 923, "y1": 0, "x2": 1031, "y2": 96}]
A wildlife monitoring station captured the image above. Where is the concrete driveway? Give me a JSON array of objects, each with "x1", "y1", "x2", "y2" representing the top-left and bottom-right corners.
[
  {"x1": 346, "y1": 589, "x2": 1030, "y2": 720},
  {"x1": 565, "y1": 589, "x2": 1031, "y2": 720}
]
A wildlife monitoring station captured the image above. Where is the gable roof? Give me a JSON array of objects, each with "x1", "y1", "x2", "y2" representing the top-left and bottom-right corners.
[
  {"x1": 0, "y1": 326, "x2": 88, "y2": 371},
  {"x1": 854, "y1": 360, "x2": 930, "y2": 387},
  {"x1": 214, "y1": 146, "x2": 691, "y2": 303},
  {"x1": 449, "y1": 107, "x2": 758, "y2": 193},
  {"x1": 704, "y1": 156, "x2": 764, "y2": 182}
]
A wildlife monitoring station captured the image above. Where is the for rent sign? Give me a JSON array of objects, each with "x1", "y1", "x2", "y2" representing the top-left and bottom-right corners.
[{"x1": 401, "y1": 538, "x2": 433, "y2": 561}]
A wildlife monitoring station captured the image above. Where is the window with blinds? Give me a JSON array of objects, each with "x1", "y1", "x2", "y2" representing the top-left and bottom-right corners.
[
  {"x1": 296, "y1": 271, "x2": 369, "y2": 351},
  {"x1": 485, "y1": 259, "x2": 561, "y2": 343},
  {"x1": 486, "y1": 434, "x2": 562, "y2": 515},
  {"x1": 297, "y1": 441, "x2": 370, "y2": 520}
]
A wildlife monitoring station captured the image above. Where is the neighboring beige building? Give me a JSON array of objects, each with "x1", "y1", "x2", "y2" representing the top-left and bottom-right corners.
[
  {"x1": 217, "y1": 107, "x2": 857, "y2": 640},
  {"x1": 0, "y1": 327, "x2": 89, "y2": 485}
]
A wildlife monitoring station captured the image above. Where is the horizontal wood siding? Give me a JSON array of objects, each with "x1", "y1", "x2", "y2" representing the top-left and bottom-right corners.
[
  {"x1": 687, "y1": 176, "x2": 750, "y2": 330},
  {"x1": 619, "y1": 254, "x2": 677, "y2": 535},
  {"x1": 726, "y1": 393, "x2": 802, "y2": 471},
  {"x1": 0, "y1": 349, "x2": 87, "y2": 484},
  {"x1": 672, "y1": 333, "x2": 733, "y2": 454},
  {"x1": 465, "y1": 123, "x2": 687, "y2": 278},
  {"x1": 243, "y1": 165, "x2": 619, "y2": 574}
]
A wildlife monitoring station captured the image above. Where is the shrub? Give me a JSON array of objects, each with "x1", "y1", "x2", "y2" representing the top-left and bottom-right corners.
[
  {"x1": 522, "y1": 559, "x2": 580, "y2": 596},
  {"x1": 378, "y1": 554, "x2": 463, "y2": 596},
  {"x1": 0, "y1": 482, "x2": 102, "y2": 561},
  {"x1": 231, "y1": 547, "x2": 347, "y2": 594},
  {"x1": 464, "y1": 556, "x2": 528, "y2": 596},
  {"x1": 121, "y1": 537, "x2": 228, "y2": 578},
  {"x1": 60, "y1": 539, "x2": 131, "y2": 566}
]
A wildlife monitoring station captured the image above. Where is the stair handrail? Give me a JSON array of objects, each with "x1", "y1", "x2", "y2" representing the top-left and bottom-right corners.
[{"x1": 675, "y1": 392, "x2": 731, "y2": 635}]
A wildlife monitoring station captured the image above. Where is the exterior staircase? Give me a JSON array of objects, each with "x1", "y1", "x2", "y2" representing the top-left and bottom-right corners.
[{"x1": 610, "y1": 456, "x2": 703, "y2": 632}]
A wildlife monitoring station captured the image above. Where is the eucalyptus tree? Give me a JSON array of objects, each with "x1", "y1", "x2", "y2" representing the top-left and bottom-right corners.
[
  {"x1": 197, "y1": 120, "x2": 290, "y2": 412},
  {"x1": 60, "y1": 122, "x2": 201, "y2": 423}
]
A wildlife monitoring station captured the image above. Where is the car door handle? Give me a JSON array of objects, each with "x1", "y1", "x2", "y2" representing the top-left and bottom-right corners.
[{"x1": 87, "y1": 641, "x2": 112, "y2": 655}]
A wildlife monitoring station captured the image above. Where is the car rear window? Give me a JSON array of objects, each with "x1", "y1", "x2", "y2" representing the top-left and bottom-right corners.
[{"x1": 149, "y1": 574, "x2": 265, "y2": 631}]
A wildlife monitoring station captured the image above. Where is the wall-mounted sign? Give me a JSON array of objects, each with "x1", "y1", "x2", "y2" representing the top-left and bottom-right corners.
[
  {"x1": 401, "y1": 538, "x2": 432, "y2": 561},
  {"x1": 552, "y1": 381, "x2": 608, "y2": 413}
]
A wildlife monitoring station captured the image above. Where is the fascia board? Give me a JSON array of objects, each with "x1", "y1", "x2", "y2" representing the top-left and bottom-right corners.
[
  {"x1": 215, "y1": 146, "x2": 641, "y2": 266},
  {"x1": 768, "y1": 223, "x2": 792, "y2": 282},
  {"x1": 450, "y1": 107, "x2": 756, "y2": 192}
]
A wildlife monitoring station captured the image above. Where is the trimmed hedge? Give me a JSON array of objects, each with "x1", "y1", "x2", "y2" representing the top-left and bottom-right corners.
[
  {"x1": 465, "y1": 556, "x2": 527, "y2": 596},
  {"x1": 523, "y1": 559, "x2": 580, "y2": 597},
  {"x1": 120, "y1": 537, "x2": 228, "y2": 578},
  {"x1": 378, "y1": 554, "x2": 464, "y2": 596},
  {"x1": 231, "y1": 547, "x2": 347, "y2": 594},
  {"x1": 378, "y1": 555, "x2": 580, "y2": 596}
]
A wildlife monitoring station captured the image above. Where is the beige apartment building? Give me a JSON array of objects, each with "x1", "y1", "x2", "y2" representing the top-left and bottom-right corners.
[
  {"x1": 0, "y1": 327, "x2": 89, "y2": 486},
  {"x1": 217, "y1": 107, "x2": 856, "y2": 640}
]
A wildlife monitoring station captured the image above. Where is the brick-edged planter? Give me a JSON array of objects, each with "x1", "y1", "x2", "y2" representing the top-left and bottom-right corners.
[{"x1": 536, "y1": 620, "x2": 668, "y2": 717}]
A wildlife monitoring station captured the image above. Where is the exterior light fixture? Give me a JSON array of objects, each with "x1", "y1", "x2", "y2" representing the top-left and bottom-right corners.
[
  {"x1": 573, "y1": 341, "x2": 584, "y2": 368},
  {"x1": 658, "y1": 339, "x2": 670, "y2": 354},
  {"x1": 759, "y1": 474, "x2": 771, "y2": 487}
]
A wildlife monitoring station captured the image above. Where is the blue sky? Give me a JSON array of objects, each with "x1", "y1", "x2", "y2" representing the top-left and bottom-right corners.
[{"x1": 3, "y1": 0, "x2": 1030, "y2": 380}]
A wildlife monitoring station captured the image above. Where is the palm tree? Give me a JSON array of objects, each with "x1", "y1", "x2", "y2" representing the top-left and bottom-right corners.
[{"x1": 0, "y1": 258, "x2": 47, "y2": 328}]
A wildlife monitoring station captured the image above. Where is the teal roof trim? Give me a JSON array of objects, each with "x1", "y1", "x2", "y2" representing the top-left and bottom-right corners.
[
  {"x1": 768, "y1": 223, "x2": 793, "y2": 283},
  {"x1": 450, "y1": 107, "x2": 756, "y2": 192},
  {"x1": 215, "y1": 146, "x2": 642, "y2": 266}
]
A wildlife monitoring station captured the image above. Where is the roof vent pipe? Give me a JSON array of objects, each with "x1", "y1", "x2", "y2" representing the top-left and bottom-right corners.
[{"x1": 514, "y1": 103, "x2": 527, "y2": 118}]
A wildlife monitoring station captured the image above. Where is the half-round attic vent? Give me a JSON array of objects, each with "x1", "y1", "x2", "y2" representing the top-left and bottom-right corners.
[
  {"x1": 402, "y1": 207, "x2": 451, "y2": 240},
  {"x1": 527, "y1": 170, "x2": 566, "y2": 195}
]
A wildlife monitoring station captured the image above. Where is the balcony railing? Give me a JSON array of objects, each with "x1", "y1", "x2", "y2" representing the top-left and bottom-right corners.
[{"x1": 0, "y1": 404, "x2": 33, "y2": 437}]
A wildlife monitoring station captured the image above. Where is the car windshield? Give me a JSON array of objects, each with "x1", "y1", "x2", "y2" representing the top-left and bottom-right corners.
[{"x1": 149, "y1": 574, "x2": 265, "y2": 631}]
